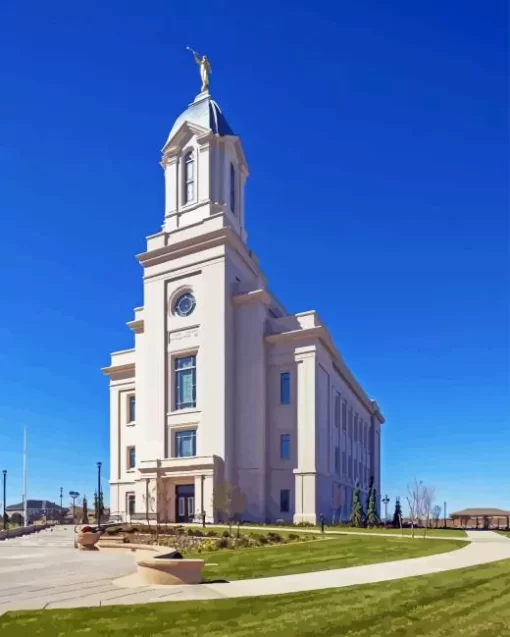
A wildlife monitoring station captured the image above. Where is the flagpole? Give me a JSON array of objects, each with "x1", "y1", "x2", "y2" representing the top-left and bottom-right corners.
[{"x1": 23, "y1": 425, "x2": 27, "y2": 526}]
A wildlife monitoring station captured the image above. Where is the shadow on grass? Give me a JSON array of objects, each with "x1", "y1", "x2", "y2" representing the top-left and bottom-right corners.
[{"x1": 201, "y1": 578, "x2": 230, "y2": 584}]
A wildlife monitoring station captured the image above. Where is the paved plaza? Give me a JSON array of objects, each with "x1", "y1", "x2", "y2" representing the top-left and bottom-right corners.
[{"x1": 1, "y1": 526, "x2": 509, "y2": 615}]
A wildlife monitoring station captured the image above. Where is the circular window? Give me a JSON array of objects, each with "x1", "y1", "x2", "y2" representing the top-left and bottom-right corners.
[{"x1": 174, "y1": 292, "x2": 196, "y2": 317}]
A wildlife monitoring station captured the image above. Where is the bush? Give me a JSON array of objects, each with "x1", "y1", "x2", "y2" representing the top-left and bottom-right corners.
[
  {"x1": 257, "y1": 535, "x2": 269, "y2": 545},
  {"x1": 287, "y1": 532, "x2": 300, "y2": 541},
  {"x1": 295, "y1": 521, "x2": 315, "y2": 528},
  {"x1": 206, "y1": 530, "x2": 218, "y2": 537},
  {"x1": 217, "y1": 538, "x2": 229, "y2": 549},
  {"x1": 267, "y1": 532, "x2": 282, "y2": 543},
  {"x1": 222, "y1": 530, "x2": 230, "y2": 538},
  {"x1": 176, "y1": 526, "x2": 185, "y2": 535},
  {"x1": 187, "y1": 528, "x2": 195, "y2": 536},
  {"x1": 193, "y1": 529, "x2": 204, "y2": 537},
  {"x1": 236, "y1": 535, "x2": 250, "y2": 548}
]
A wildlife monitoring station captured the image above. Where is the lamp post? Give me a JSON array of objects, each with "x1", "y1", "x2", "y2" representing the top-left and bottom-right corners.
[
  {"x1": 97, "y1": 462, "x2": 102, "y2": 526},
  {"x1": 59, "y1": 487, "x2": 63, "y2": 524},
  {"x1": 382, "y1": 494, "x2": 390, "y2": 522},
  {"x1": 2, "y1": 470, "x2": 6, "y2": 530},
  {"x1": 201, "y1": 474, "x2": 205, "y2": 528}
]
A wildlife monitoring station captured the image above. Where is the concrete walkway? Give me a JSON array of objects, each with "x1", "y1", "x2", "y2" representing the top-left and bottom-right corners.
[{"x1": 0, "y1": 527, "x2": 509, "y2": 614}]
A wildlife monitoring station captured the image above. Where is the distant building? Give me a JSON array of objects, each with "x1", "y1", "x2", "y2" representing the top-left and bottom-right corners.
[
  {"x1": 6, "y1": 500, "x2": 65, "y2": 524},
  {"x1": 450, "y1": 507, "x2": 510, "y2": 529}
]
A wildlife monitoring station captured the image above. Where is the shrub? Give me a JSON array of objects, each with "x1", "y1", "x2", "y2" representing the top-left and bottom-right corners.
[
  {"x1": 257, "y1": 534, "x2": 269, "y2": 545},
  {"x1": 222, "y1": 530, "x2": 230, "y2": 538},
  {"x1": 236, "y1": 535, "x2": 250, "y2": 548},
  {"x1": 193, "y1": 529, "x2": 204, "y2": 537},
  {"x1": 217, "y1": 538, "x2": 229, "y2": 549},
  {"x1": 176, "y1": 526, "x2": 185, "y2": 536},
  {"x1": 295, "y1": 521, "x2": 315, "y2": 528},
  {"x1": 187, "y1": 528, "x2": 195, "y2": 536},
  {"x1": 287, "y1": 532, "x2": 300, "y2": 541},
  {"x1": 267, "y1": 532, "x2": 282, "y2": 543},
  {"x1": 206, "y1": 530, "x2": 218, "y2": 537}
]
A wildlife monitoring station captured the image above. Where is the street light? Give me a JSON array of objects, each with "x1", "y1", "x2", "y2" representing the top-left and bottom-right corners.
[
  {"x1": 2, "y1": 470, "x2": 6, "y2": 530},
  {"x1": 382, "y1": 494, "x2": 390, "y2": 522},
  {"x1": 97, "y1": 462, "x2": 102, "y2": 526},
  {"x1": 59, "y1": 487, "x2": 63, "y2": 524}
]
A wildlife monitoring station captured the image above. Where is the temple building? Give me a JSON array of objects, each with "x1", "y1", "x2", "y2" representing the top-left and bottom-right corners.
[{"x1": 103, "y1": 79, "x2": 384, "y2": 524}]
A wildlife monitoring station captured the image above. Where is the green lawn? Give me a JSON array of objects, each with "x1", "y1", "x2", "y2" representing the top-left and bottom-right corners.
[
  {"x1": 330, "y1": 526, "x2": 468, "y2": 538},
  {"x1": 182, "y1": 524, "x2": 467, "y2": 539},
  {"x1": 497, "y1": 531, "x2": 510, "y2": 538},
  {"x1": 191, "y1": 535, "x2": 459, "y2": 581},
  {"x1": 2, "y1": 558, "x2": 509, "y2": 636}
]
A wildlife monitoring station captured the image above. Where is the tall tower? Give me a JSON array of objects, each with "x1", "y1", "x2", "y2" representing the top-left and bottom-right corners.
[{"x1": 160, "y1": 90, "x2": 249, "y2": 243}]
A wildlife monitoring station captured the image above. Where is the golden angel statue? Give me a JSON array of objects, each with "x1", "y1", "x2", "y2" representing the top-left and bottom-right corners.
[{"x1": 186, "y1": 47, "x2": 212, "y2": 93}]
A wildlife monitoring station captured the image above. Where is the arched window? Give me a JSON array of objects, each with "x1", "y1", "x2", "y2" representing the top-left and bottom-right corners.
[
  {"x1": 184, "y1": 151, "x2": 195, "y2": 203},
  {"x1": 230, "y1": 162, "x2": 236, "y2": 214}
]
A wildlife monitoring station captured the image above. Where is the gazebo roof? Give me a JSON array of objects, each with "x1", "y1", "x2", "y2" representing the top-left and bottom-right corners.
[{"x1": 450, "y1": 507, "x2": 510, "y2": 518}]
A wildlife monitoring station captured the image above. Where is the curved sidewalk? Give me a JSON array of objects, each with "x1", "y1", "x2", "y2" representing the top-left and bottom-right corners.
[{"x1": 1, "y1": 529, "x2": 509, "y2": 613}]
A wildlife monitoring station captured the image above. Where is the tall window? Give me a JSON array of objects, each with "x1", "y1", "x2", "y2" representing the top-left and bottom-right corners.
[
  {"x1": 184, "y1": 151, "x2": 195, "y2": 203},
  {"x1": 128, "y1": 395, "x2": 136, "y2": 423},
  {"x1": 127, "y1": 493, "x2": 135, "y2": 516},
  {"x1": 280, "y1": 489, "x2": 290, "y2": 513},
  {"x1": 175, "y1": 355, "x2": 196, "y2": 409},
  {"x1": 342, "y1": 451, "x2": 346, "y2": 476},
  {"x1": 280, "y1": 434, "x2": 290, "y2": 459},
  {"x1": 280, "y1": 372, "x2": 290, "y2": 405},
  {"x1": 342, "y1": 401, "x2": 347, "y2": 432},
  {"x1": 335, "y1": 394, "x2": 340, "y2": 427},
  {"x1": 230, "y1": 163, "x2": 236, "y2": 214},
  {"x1": 127, "y1": 446, "x2": 136, "y2": 470},
  {"x1": 175, "y1": 430, "x2": 196, "y2": 457},
  {"x1": 334, "y1": 446, "x2": 340, "y2": 474}
]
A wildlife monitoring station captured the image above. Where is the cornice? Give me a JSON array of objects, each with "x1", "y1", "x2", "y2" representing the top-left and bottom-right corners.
[
  {"x1": 126, "y1": 320, "x2": 144, "y2": 334},
  {"x1": 101, "y1": 363, "x2": 135, "y2": 379},
  {"x1": 233, "y1": 289, "x2": 272, "y2": 307}
]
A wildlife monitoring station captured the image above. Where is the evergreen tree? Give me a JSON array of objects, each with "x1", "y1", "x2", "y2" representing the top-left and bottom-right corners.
[
  {"x1": 82, "y1": 496, "x2": 89, "y2": 524},
  {"x1": 350, "y1": 484, "x2": 364, "y2": 527},
  {"x1": 366, "y1": 477, "x2": 378, "y2": 527},
  {"x1": 392, "y1": 497, "x2": 403, "y2": 528}
]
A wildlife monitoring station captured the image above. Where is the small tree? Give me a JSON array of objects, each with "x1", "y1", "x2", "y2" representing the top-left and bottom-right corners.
[
  {"x1": 350, "y1": 483, "x2": 364, "y2": 527},
  {"x1": 82, "y1": 496, "x2": 89, "y2": 524},
  {"x1": 213, "y1": 481, "x2": 247, "y2": 534},
  {"x1": 392, "y1": 497, "x2": 403, "y2": 529},
  {"x1": 366, "y1": 477, "x2": 378, "y2": 527},
  {"x1": 406, "y1": 479, "x2": 434, "y2": 538}
]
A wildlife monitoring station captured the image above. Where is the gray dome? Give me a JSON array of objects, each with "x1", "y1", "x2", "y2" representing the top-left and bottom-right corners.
[{"x1": 165, "y1": 92, "x2": 234, "y2": 145}]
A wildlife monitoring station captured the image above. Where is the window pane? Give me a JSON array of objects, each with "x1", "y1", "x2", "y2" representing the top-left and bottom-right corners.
[
  {"x1": 186, "y1": 182, "x2": 194, "y2": 202},
  {"x1": 185, "y1": 157, "x2": 194, "y2": 180},
  {"x1": 175, "y1": 356, "x2": 196, "y2": 409},
  {"x1": 280, "y1": 489, "x2": 290, "y2": 513},
  {"x1": 280, "y1": 434, "x2": 290, "y2": 459},
  {"x1": 280, "y1": 372, "x2": 290, "y2": 404},
  {"x1": 175, "y1": 430, "x2": 196, "y2": 457},
  {"x1": 128, "y1": 447, "x2": 135, "y2": 469},
  {"x1": 127, "y1": 494, "x2": 135, "y2": 515},
  {"x1": 128, "y1": 396, "x2": 136, "y2": 423}
]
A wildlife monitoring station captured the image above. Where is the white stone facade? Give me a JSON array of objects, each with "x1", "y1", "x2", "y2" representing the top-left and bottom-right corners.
[{"x1": 103, "y1": 90, "x2": 384, "y2": 525}]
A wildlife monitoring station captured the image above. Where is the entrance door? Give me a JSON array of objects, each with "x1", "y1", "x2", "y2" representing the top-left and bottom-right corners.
[{"x1": 175, "y1": 484, "x2": 195, "y2": 523}]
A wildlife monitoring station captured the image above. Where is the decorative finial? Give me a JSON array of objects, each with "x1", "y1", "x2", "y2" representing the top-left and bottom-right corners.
[{"x1": 186, "y1": 47, "x2": 212, "y2": 93}]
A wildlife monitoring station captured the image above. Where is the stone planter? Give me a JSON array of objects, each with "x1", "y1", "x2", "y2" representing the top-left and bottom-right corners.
[{"x1": 76, "y1": 531, "x2": 100, "y2": 550}]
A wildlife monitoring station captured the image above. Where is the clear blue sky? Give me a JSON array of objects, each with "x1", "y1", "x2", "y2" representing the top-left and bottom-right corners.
[{"x1": 0, "y1": 1, "x2": 507, "y2": 515}]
